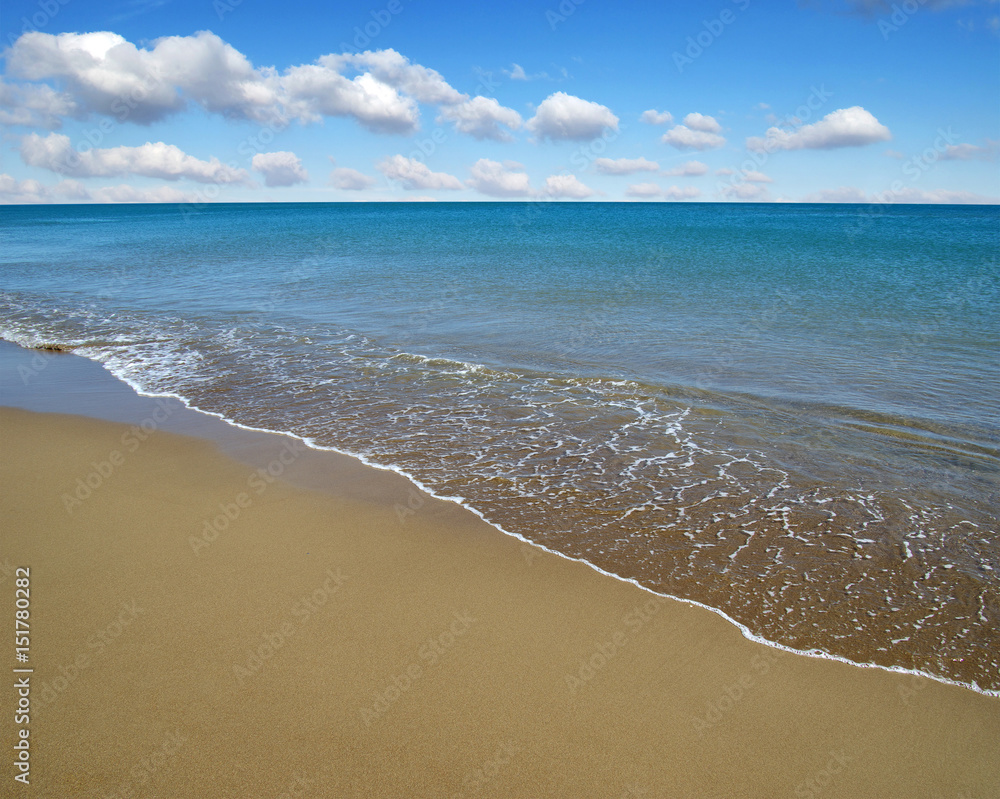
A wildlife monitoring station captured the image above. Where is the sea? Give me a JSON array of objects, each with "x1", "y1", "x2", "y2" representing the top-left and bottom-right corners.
[{"x1": 1, "y1": 201, "x2": 997, "y2": 694}]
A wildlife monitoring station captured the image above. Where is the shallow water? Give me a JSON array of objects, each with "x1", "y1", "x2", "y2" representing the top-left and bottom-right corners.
[{"x1": 1, "y1": 201, "x2": 997, "y2": 691}]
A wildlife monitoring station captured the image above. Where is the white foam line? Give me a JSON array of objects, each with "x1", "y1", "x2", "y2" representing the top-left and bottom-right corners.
[{"x1": 24, "y1": 342, "x2": 1000, "y2": 700}]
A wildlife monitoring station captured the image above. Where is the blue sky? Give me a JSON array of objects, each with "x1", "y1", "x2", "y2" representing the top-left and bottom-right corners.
[{"x1": 1, "y1": 0, "x2": 998, "y2": 203}]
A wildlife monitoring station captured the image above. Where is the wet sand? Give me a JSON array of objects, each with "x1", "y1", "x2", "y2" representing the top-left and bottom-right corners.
[{"x1": 0, "y1": 350, "x2": 998, "y2": 796}]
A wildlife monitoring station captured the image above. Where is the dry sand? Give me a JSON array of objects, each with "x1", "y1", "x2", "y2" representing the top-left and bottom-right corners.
[{"x1": 1, "y1": 405, "x2": 998, "y2": 797}]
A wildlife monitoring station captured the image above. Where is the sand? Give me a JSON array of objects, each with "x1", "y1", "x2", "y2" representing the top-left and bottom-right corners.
[{"x1": 1, "y1": 397, "x2": 998, "y2": 797}]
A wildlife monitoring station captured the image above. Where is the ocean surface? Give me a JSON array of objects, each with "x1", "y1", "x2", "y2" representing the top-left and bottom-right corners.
[{"x1": 1, "y1": 201, "x2": 997, "y2": 693}]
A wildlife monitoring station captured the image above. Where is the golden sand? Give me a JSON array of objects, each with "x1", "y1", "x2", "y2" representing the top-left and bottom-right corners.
[{"x1": 1, "y1": 406, "x2": 997, "y2": 797}]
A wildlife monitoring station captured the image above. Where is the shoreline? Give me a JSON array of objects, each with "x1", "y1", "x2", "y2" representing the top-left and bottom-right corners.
[
  {"x1": 3, "y1": 338, "x2": 996, "y2": 699},
  {"x1": 1, "y1": 344, "x2": 999, "y2": 794}
]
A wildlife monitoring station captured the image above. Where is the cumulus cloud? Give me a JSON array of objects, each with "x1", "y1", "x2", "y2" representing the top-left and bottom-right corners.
[
  {"x1": 0, "y1": 79, "x2": 78, "y2": 128},
  {"x1": 526, "y1": 92, "x2": 619, "y2": 141},
  {"x1": 542, "y1": 174, "x2": 596, "y2": 199},
  {"x1": 661, "y1": 124, "x2": 726, "y2": 151},
  {"x1": 940, "y1": 140, "x2": 999, "y2": 160},
  {"x1": 466, "y1": 158, "x2": 533, "y2": 197},
  {"x1": 329, "y1": 165, "x2": 375, "y2": 190},
  {"x1": 741, "y1": 170, "x2": 773, "y2": 183},
  {"x1": 594, "y1": 157, "x2": 660, "y2": 175},
  {"x1": 5, "y1": 32, "x2": 185, "y2": 124},
  {"x1": 746, "y1": 106, "x2": 891, "y2": 152},
  {"x1": 437, "y1": 96, "x2": 522, "y2": 141},
  {"x1": 0, "y1": 172, "x2": 199, "y2": 203},
  {"x1": 662, "y1": 160, "x2": 709, "y2": 176},
  {"x1": 20, "y1": 132, "x2": 253, "y2": 186},
  {"x1": 252, "y1": 151, "x2": 308, "y2": 187},
  {"x1": 3, "y1": 32, "x2": 479, "y2": 136},
  {"x1": 377, "y1": 155, "x2": 462, "y2": 190},
  {"x1": 681, "y1": 112, "x2": 721, "y2": 133},
  {"x1": 640, "y1": 109, "x2": 673, "y2": 125}
]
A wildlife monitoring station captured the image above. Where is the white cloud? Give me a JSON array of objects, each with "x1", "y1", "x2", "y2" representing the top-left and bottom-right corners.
[
  {"x1": 504, "y1": 63, "x2": 553, "y2": 81},
  {"x1": 662, "y1": 125, "x2": 726, "y2": 151},
  {"x1": 800, "y1": 186, "x2": 870, "y2": 203},
  {"x1": 715, "y1": 167, "x2": 735, "y2": 176},
  {"x1": 662, "y1": 160, "x2": 709, "y2": 176},
  {"x1": 640, "y1": 109, "x2": 673, "y2": 125},
  {"x1": 940, "y1": 140, "x2": 999, "y2": 160},
  {"x1": 664, "y1": 185, "x2": 701, "y2": 200},
  {"x1": 801, "y1": 185, "x2": 998, "y2": 204},
  {"x1": 0, "y1": 172, "x2": 199, "y2": 203},
  {"x1": 466, "y1": 158, "x2": 533, "y2": 197},
  {"x1": 280, "y1": 63, "x2": 419, "y2": 133},
  {"x1": 594, "y1": 157, "x2": 660, "y2": 175},
  {"x1": 624, "y1": 182, "x2": 663, "y2": 198},
  {"x1": 543, "y1": 174, "x2": 596, "y2": 199},
  {"x1": 682, "y1": 112, "x2": 721, "y2": 133},
  {"x1": 722, "y1": 183, "x2": 770, "y2": 200},
  {"x1": 3, "y1": 32, "x2": 478, "y2": 136},
  {"x1": 526, "y1": 92, "x2": 619, "y2": 141},
  {"x1": 0, "y1": 79, "x2": 78, "y2": 128},
  {"x1": 326, "y1": 49, "x2": 465, "y2": 105},
  {"x1": 746, "y1": 106, "x2": 891, "y2": 152},
  {"x1": 329, "y1": 166, "x2": 375, "y2": 190},
  {"x1": 377, "y1": 155, "x2": 462, "y2": 190},
  {"x1": 437, "y1": 96, "x2": 523, "y2": 141},
  {"x1": 252, "y1": 151, "x2": 309, "y2": 187},
  {"x1": 624, "y1": 183, "x2": 700, "y2": 200},
  {"x1": 90, "y1": 183, "x2": 201, "y2": 203},
  {"x1": 20, "y1": 132, "x2": 253, "y2": 185},
  {"x1": 741, "y1": 170, "x2": 773, "y2": 183}
]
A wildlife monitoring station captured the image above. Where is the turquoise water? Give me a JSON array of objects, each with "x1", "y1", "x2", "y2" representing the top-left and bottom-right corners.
[{"x1": 1, "y1": 201, "x2": 997, "y2": 691}]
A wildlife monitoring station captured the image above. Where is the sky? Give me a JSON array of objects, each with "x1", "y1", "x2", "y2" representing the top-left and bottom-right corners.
[{"x1": 0, "y1": 0, "x2": 998, "y2": 204}]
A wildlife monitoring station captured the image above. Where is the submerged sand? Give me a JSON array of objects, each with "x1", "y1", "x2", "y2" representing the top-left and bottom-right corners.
[{"x1": 1, "y1": 405, "x2": 998, "y2": 797}]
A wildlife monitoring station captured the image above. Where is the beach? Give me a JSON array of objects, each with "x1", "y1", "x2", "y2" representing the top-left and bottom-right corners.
[{"x1": 1, "y1": 346, "x2": 998, "y2": 797}]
